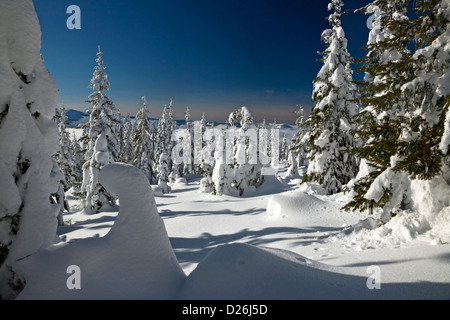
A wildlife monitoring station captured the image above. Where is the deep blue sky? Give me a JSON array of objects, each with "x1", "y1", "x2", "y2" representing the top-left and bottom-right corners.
[{"x1": 34, "y1": 0, "x2": 371, "y2": 124}]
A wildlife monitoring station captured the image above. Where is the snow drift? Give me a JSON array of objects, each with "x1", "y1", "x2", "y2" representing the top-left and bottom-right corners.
[
  {"x1": 267, "y1": 190, "x2": 327, "y2": 219},
  {"x1": 178, "y1": 242, "x2": 376, "y2": 300},
  {"x1": 178, "y1": 242, "x2": 450, "y2": 300},
  {"x1": 17, "y1": 163, "x2": 186, "y2": 300}
]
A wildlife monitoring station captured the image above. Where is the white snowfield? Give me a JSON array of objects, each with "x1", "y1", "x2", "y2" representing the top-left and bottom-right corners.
[{"x1": 16, "y1": 162, "x2": 450, "y2": 300}]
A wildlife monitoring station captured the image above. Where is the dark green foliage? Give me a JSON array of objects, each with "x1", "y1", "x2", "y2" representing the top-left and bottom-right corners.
[{"x1": 345, "y1": 0, "x2": 450, "y2": 214}]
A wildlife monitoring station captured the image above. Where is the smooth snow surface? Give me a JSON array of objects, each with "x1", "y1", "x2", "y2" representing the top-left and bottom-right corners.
[{"x1": 178, "y1": 242, "x2": 448, "y2": 300}]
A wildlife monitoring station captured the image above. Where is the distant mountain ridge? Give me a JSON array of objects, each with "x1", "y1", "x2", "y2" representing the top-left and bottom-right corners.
[{"x1": 64, "y1": 109, "x2": 294, "y2": 130}]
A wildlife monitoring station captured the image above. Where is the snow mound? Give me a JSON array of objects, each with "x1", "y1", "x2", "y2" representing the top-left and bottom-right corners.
[
  {"x1": 267, "y1": 189, "x2": 327, "y2": 219},
  {"x1": 334, "y1": 176, "x2": 450, "y2": 250},
  {"x1": 178, "y1": 242, "x2": 389, "y2": 300},
  {"x1": 333, "y1": 208, "x2": 450, "y2": 250},
  {"x1": 430, "y1": 207, "x2": 450, "y2": 244},
  {"x1": 338, "y1": 211, "x2": 430, "y2": 250},
  {"x1": 16, "y1": 163, "x2": 185, "y2": 300}
]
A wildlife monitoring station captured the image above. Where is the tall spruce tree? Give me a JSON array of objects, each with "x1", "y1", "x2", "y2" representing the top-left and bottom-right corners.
[
  {"x1": 195, "y1": 112, "x2": 208, "y2": 175},
  {"x1": 54, "y1": 106, "x2": 76, "y2": 191},
  {"x1": 290, "y1": 105, "x2": 308, "y2": 169},
  {"x1": 183, "y1": 107, "x2": 194, "y2": 178},
  {"x1": 197, "y1": 113, "x2": 217, "y2": 193},
  {"x1": 157, "y1": 152, "x2": 171, "y2": 194},
  {"x1": 166, "y1": 99, "x2": 176, "y2": 174},
  {"x1": 303, "y1": 0, "x2": 358, "y2": 195},
  {"x1": 80, "y1": 46, "x2": 120, "y2": 214},
  {"x1": 84, "y1": 46, "x2": 122, "y2": 163},
  {"x1": 344, "y1": 0, "x2": 449, "y2": 220},
  {"x1": 119, "y1": 113, "x2": 134, "y2": 164},
  {"x1": 280, "y1": 135, "x2": 289, "y2": 162},
  {"x1": 131, "y1": 97, "x2": 156, "y2": 184},
  {"x1": 70, "y1": 133, "x2": 83, "y2": 186},
  {"x1": 344, "y1": 0, "x2": 411, "y2": 216},
  {"x1": 52, "y1": 106, "x2": 72, "y2": 226},
  {"x1": 156, "y1": 104, "x2": 168, "y2": 165}
]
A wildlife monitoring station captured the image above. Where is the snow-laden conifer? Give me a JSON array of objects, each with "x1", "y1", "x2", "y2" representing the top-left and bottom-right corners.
[
  {"x1": 131, "y1": 97, "x2": 156, "y2": 183},
  {"x1": 345, "y1": 0, "x2": 450, "y2": 221},
  {"x1": 303, "y1": 0, "x2": 358, "y2": 195},
  {"x1": 212, "y1": 107, "x2": 264, "y2": 196},
  {"x1": 0, "y1": 0, "x2": 60, "y2": 299},
  {"x1": 80, "y1": 47, "x2": 119, "y2": 214}
]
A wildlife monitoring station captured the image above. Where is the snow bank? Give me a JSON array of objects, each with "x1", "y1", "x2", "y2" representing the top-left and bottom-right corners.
[
  {"x1": 179, "y1": 243, "x2": 356, "y2": 299},
  {"x1": 336, "y1": 173, "x2": 450, "y2": 250},
  {"x1": 178, "y1": 242, "x2": 444, "y2": 299},
  {"x1": 17, "y1": 163, "x2": 185, "y2": 300},
  {"x1": 267, "y1": 188, "x2": 328, "y2": 219},
  {"x1": 337, "y1": 211, "x2": 429, "y2": 250},
  {"x1": 430, "y1": 207, "x2": 450, "y2": 244},
  {"x1": 410, "y1": 176, "x2": 450, "y2": 221}
]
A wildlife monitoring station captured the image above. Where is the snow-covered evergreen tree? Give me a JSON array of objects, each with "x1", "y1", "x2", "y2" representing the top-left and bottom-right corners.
[
  {"x1": 0, "y1": 0, "x2": 60, "y2": 299},
  {"x1": 280, "y1": 135, "x2": 288, "y2": 162},
  {"x1": 51, "y1": 106, "x2": 73, "y2": 226},
  {"x1": 84, "y1": 46, "x2": 122, "y2": 162},
  {"x1": 303, "y1": 0, "x2": 358, "y2": 195},
  {"x1": 211, "y1": 127, "x2": 227, "y2": 195},
  {"x1": 156, "y1": 101, "x2": 175, "y2": 168},
  {"x1": 156, "y1": 99, "x2": 178, "y2": 183},
  {"x1": 344, "y1": 0, "x2": 411, "y2": 216},
  {"x1": 119, "y1": 113, "x2": 134, "y2": 164},
  {"x1": 200, "y1": 125, "x2": 223, "y2": 194},
  {"x1": 157, "y1": 152, "x2": 171, "y2": 194},
  {"x1": 182, "y1": 107, "x2": 194, "y2": 178},
  {"x1": 167, "y1": 99, "x2": 176, "y2": 173},
  {"x1": 156, "y1": 105, "x2": 168, "y2": 162},
  {"x1": 194, "y1": 112, "x2": 208, "y2": 175},
  {"x1": 131, "y1": 97, "x2": 156, "y2": 184},
  {"x1": 196, "y1": 113, "x2": 217, "y2": 193},
  {"x1": 169, "y1": 141, "x2": 183, "y2": 183},
  {"x1": 212, "y1": 107, "x2": 264, "y2": 197},
  {"x1": 50, "y1": 158, "x2": 67, "y2": 227},
  {"x1": 269, "y1": 119, "x2": 280, "y2": 165},
  {"x1": 290, "y1": 105, "x2": 308, "y2": 169},
  {"x1": 70, "y1": 133, "x2": 83, "y2": 186},
  {"x1": 54, "y1": 106, "x2": 76, "y2": 191},
  {"x1": 80, "y1": 46, "x2": 119, "y2": 214},
  {"x1": 286, "y1": 150, "x2": 301, "y2": 179},
  {"x1": 345, "y1": 0, "x2": 450, "y2": 220},
  {"x1": 81, "y1": 132, "x2": 115, "y2": 214},
  {"x1": 400, "y1": 0, "x2": 449, "y2": 178},
  {"x1": 259, "y1": 117, "x2": 269, "y2": 157}
]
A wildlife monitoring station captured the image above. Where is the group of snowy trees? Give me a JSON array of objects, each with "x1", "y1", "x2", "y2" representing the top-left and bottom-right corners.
[
  {"x1": 52, "y1": 0, "x2": 449, "y2": 222},
  {"x1": 344, "y1": 0, "x2": 450, "y2": 222},
  {"x1": 291, "y1": 0, "x2": 450, "y2": 224},
  {"x1": 51, "y1": 47, "x2": 287, "y2": 214}
]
